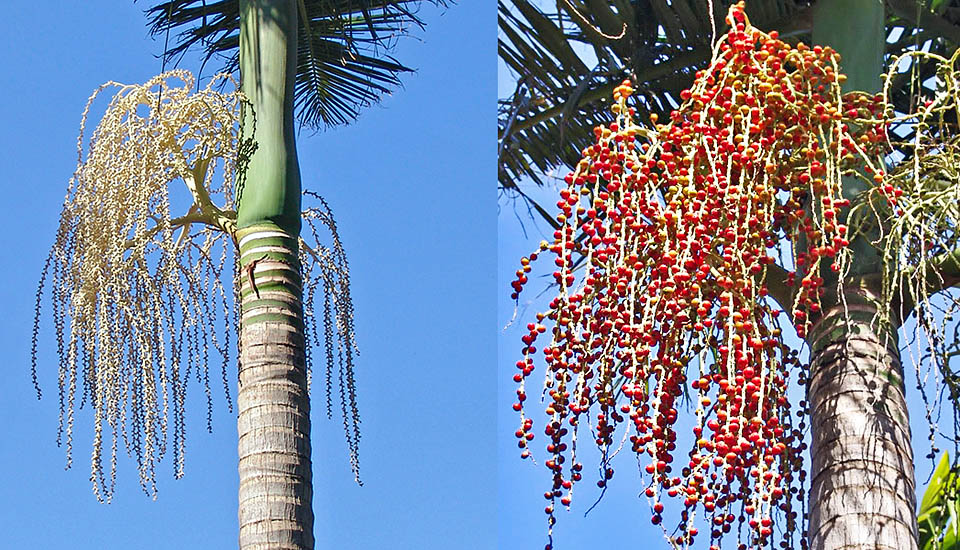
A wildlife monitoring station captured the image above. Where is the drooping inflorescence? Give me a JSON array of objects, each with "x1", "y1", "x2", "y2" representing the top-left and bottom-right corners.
[
  {"x1": 870, "y1": 46, "x2": 960, "y2": 487},
  {"x1": 32, "y1": 70, "x2": 362, "y2": 501},
  {"x1": 510, "y1": 4, "x2": 890, "y2": 549},
  {"x1": 300, "y1": 190, "x2": 363, "y2": 484},
  {"x1": 31, "y1": 70, "x2": 245, "y2": 501}
]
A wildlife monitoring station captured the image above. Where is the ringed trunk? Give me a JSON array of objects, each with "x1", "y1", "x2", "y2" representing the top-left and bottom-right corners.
[
  {"x1": 237, "y1": 225, "x2": 312, "y2": 549},
  {"x1": 806, "y1": 289, "x2": 917, "y2": 550}
]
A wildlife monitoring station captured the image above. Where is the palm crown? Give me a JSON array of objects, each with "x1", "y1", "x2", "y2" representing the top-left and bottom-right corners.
[
  {"x1": 144, "y1": 0, "x2": 440, "y2": 128},
  {"x1": 498, "y1": 0, "x2": 960, "y2": 220}
]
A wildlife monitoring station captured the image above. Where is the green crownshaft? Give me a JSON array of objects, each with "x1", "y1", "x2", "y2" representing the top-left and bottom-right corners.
[{"x1": 237, "y1": 0, "x2": 302, "y2": 235}]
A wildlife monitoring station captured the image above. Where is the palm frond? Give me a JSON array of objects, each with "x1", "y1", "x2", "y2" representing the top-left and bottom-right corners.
[
  {"x1": 498, "y1": 0, "x2": 960, "y2": 223},
  {"x1": 142, "y1": 0, "x2": 442, "y2": 129}
]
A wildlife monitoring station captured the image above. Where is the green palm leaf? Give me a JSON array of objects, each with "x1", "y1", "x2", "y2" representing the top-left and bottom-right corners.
[
  {"x1": 142, "y1": 0, "x2": 442, "y2": 129},
  {"x1": 499, "y1": 0, "x2": 960, "y2": 223},
  {"x1": 920, "y1": 452, "x2": 960, "y2": 550}
]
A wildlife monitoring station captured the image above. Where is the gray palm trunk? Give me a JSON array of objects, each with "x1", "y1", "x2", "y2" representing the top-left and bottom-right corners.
[
  {"x1": 801, "y1": 3, "x2": 922, "y2": 549},
  {"x1": 806, "y1": 289, "x2": 917, "y2": 550},
  {"x1": 237, "y1": 228, "x2": 311, "y2": 549}
]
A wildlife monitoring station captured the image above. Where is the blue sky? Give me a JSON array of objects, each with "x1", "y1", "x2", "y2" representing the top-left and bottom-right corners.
[{"x1": 0, "y1": 2, "x2": 492, "y2": 549}]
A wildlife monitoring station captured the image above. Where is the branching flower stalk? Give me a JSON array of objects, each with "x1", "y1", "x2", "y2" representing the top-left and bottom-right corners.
[
  {"x1": 509, "y1": 5, "x2": 892, "y2": 549},
  {"x1": 301, "y1": 190, "x2": 362, "y2": 483},
  {"x1": 32, "y1": 70, "x2": 361, "y2": 501},
  {"x1": 860, "y1": 47, "x2": 960, "y2": 498}
]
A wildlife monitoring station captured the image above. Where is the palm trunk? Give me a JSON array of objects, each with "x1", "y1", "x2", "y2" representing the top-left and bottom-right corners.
[
  {"x1": 806, "y1": 289, "x2": 917, "y2": 550},
  {"x1": 805, "y1": 4, "x2": 919, "y2": 549},
  {"x1": 237, "y1": 225, "x2": 311, "y2": 549},
  {"x1": 237, "y1": 1, "x2": 311, "y2": 548}
]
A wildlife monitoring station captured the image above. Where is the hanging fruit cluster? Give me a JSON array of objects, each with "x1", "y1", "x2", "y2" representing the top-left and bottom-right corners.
[{"x1": 510, "y1": 3, "x2": 891, "y2": 549}]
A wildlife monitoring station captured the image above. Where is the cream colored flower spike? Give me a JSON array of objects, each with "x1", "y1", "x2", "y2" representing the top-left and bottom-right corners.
[
  {"x1": 33, "y1": 68, "x2": 362, "y2": 503},
  {"x1": 35, "y1": 70, "x2": 249, "y2": 502}
]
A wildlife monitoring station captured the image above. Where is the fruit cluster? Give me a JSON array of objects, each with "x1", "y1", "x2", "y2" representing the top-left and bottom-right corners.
[{"x1": 510, "y1": 4, "x2": 890, "y2": 549}]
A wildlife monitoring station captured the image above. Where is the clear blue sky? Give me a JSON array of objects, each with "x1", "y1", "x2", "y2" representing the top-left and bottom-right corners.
[{"x1": 0, "y1": 2, "x2": 492, "y2": 549}]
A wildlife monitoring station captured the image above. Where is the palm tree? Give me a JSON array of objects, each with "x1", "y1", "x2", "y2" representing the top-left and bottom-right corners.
[
  {"x1": 500, "y1": 1, "x2": 960, "y2": 549},
  {"x1": 33, "y1": 1, "x2": 436, "y2": 549},
  {"x1": 151, "y1": 1, "x2": 438, "y2": 547}
]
